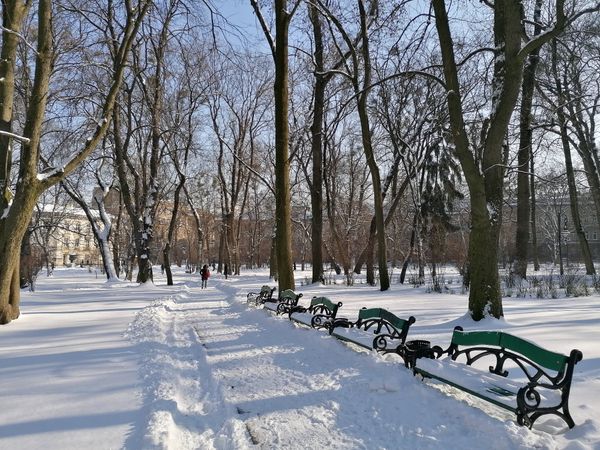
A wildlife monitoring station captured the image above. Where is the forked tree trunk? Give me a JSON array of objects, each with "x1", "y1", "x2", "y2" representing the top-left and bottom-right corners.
[
  {"x1": 0, "y1": 1, "x2": 30, "y2": 323},
  {"x1": 63, "y1": 182, "x2": 118, "y2": 281}
]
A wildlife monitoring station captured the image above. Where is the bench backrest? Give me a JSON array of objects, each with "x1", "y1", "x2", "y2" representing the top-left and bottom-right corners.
[
  {"x1": 279, "y1": 289, "x2": 301, "y2": 302},
  {"x1": 452, "y1": 328, "x2": 569, "y2": 372},
  {"x1": 358, "y1": 308, "x2": 409, "y2": 330},
  {"x1": 309, "y1": 296, "x2": 341, "y2": 316},
  {"x1": 356, "y1": 307, "x2": 415, "y2": 338},
  {"x1": 260, "y1": 285, "x2": 272, "y2": 295}
]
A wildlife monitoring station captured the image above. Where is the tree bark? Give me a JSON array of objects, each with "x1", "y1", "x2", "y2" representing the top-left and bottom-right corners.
[
  {"x1": 309, "y1": 2, "x2": 324, "y2": 284},
  {"x1": 163, "y1": 179, "x2": 184, "y2": 286},
  {"x1": 514, "y1": 0, "x2": 543, "y2": 279},
  {"x1": 273, "y1": 0, "x2": 295, "y2": 290},
  {"x1": 356, "y1": 0, "x2": 389, "y2": 290},
  {"x1": 552, "y1": 40, "x2": 595, "y2": 275},
  {"x1": 0, "y1": 0, "x2": 31, "y2": 323},
  {"x1": 63, "y1": 181, "x2": 118, "y2": 281},
  {"x1": 530, "y1": 155, "x2": 540, "y2": 271},
  {"x1": 0, "y1": 0, "x2": 53, "y2": 323}
]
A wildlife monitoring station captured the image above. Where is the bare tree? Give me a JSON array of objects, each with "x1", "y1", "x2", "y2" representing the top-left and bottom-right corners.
[
  {"x1": 62, "y1": 153, "x2": 119, "y2": 281},
  {"x1": 549, "y1": 37, "x2": 595, "y2": 274},
  {"x1": 430, "y1": 0, "x2": 597, "y2": 320},
  {"x1": 161, "y1": 34, "x2": 209, "y2": 284},
  {"x1": 514, "y1": 0, "x2": 544, "y2": 279},
  {"x1": 0, "y1": 0, "x2": 149, "y2": 324},
  {"x1": 251, "y1": 0, "x2": 300, "y2": 291},
  {"x1": 207, "y1": 53, "x2": 271, "y2": 276},
  {"x1": 112, "y1": 0, "x2": 186, "y2": 284}
]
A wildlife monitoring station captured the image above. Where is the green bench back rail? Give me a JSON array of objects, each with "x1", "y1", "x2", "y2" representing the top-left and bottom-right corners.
[
  {"x1": 356, "y1": 307, "x2": 415, "y2": 338},
  {"x1": 451, "y1": 328, "x2": 572, "y2": 373},
  {"x1": 309, "y1": 296, "x2": 341, "y2": 315}
]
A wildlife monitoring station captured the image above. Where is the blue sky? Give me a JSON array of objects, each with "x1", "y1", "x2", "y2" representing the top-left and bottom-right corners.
[{"x1": 217, "y1": 0, "x2": 260, "y2": 30}]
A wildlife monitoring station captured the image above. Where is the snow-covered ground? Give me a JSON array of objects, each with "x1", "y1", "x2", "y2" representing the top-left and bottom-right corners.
[{"x1": 1, "y1": 267, "x2": 600, "y2": 449}]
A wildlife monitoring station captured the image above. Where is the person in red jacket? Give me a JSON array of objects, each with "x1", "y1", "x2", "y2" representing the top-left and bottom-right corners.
[{"x1": 200, "y1": 264, "x2": 210, "y2": 289}]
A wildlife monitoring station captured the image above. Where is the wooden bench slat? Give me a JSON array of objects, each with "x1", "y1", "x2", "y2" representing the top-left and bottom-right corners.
[
  {"x1": 452, "y1": 330, "x2": 501, "y2": 347},
  {"x1": 499, "y1": 333, "x2": 568, "y2": 372},
  {"x1": 289, "y1": 311, "x2": 314, "y2": 327}
]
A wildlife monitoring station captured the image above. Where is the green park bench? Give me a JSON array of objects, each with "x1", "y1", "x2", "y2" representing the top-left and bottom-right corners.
[
  {"x1": 328, "y1": 307, "x2": 416, "y2": 355},
  {"x1": 262, "y1": 289, "x2": 303, "y2": 315},
  {"x1": 246, "y1": 285, "x2": 277, "y2": 306},
  {"x1": 412, "y1": 326, "x2": 583, "y2": 429},
  {"x1": 288, "y1": 296, "x2": 343, "y2": 330}
]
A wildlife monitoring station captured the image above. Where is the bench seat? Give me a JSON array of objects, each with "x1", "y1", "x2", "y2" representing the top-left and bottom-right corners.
[
  {"x1": 330, "y1": 325, "x2": 384, "y2": 350},
  {"x1": 288, "y1": 311, "x2": 313, "y2": 327},
  {"x1": 415, "y1": 357, "x2": 548, "y2": 412}
]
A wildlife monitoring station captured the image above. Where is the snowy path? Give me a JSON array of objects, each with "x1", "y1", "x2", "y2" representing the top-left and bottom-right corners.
[{"x1": 124, "y1": 280, "x2": 556, "y2": 450}]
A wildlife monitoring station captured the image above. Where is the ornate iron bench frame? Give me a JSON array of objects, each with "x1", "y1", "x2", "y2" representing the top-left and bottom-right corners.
[
  {"x1": 246, "y1": 285, "x2": 277, "y2": 306},
  {"x1": 413, "y1": 326, "x2": 583, "y2": 429},
  {"x1": 329, "y1": 307, "x2": 416, "y2": 356},
  {"x1": 288, "y1": 296, "x2": 343, "y2": 329},
  {"x1": 269, "y1": 289, "x2": 303, "y2": 315}
]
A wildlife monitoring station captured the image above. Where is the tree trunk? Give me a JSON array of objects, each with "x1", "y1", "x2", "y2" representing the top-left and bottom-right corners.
[
  {"x1": 63, "y1": 182, "x2": 118, "y2": 281},
  {"x1": 163, "y1": 179, "x2": 184, "y2": 286},
  {"x1": 432, "y1": 0, "x2": 526, "y2": 320},
  {"x1": 530, "y1": 156, "x2": 540, "y2": 271},
  {"x1": 163, "y1": 243, "x2": 173, "y2": 285},
  {"x1": 0, "y1": 1, "x2": 30, "y2": 323},
  {"x1": 356, "y1": 0, "x2": 389, "y2": 291},
  {"x1": 269, "y1": 233, "x2": 278, "y2": 281},
  {"x1": 552, "y1": 40, "x2": 595, "y2": 275},
  {"x1": 468, "y1": 206, "x2": 503, "y2": 320},
  {"x1": 514, "y1": 0, "x2": 543, "y2": 279},
  {"x1": 0, "y1": 0, "x2": 53, "y2": 323},
  {"x1": 400, "y1": 213, "x2": 419, "y2": 284},
  {"x1": 309, "y1": 2, "x2": 324, "y2": 284},
  {"x1": 273, "y1": 0, "x2": 295, "y2": 291}
]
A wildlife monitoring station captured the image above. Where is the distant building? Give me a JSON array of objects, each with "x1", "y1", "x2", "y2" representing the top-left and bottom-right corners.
[{"x1": 34, "y1": 205, "x2": 101, "y2": 268}]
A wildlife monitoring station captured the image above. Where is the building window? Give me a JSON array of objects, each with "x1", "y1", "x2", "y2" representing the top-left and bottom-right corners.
[{"x1": 594, "y1": 232, "x2": 598, "y2": 241}]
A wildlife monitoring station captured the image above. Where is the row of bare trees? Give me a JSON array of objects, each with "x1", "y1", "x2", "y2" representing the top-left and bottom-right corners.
[{"x1": 2, "y1": 1, "x2": 600, "y2": 325}]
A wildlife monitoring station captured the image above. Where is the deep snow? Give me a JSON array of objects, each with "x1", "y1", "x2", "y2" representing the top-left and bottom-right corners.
[{"x1": 1, "y1": 267, "x2": 600, "y2": 449}]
